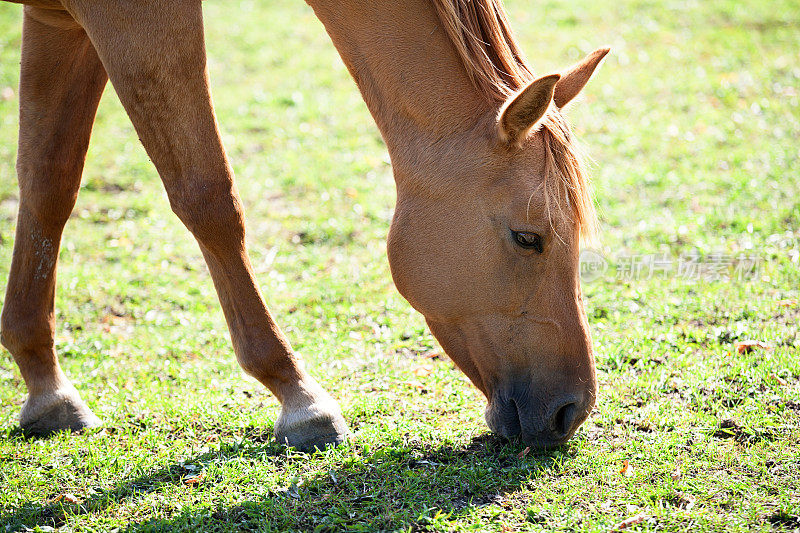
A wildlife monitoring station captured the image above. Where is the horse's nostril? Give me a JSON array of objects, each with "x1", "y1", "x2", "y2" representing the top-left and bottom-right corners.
[
  {"x1": 551, "y1": 401, "x2": 578, "y2": 438},
  {"x1": 504, "y1": 398, "x2": 522, "y2": 437},
  {"x1": 485, "y1": 395, "x2": 523, "y2": 439}
]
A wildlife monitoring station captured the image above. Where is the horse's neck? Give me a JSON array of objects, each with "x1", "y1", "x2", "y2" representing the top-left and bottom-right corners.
[{"x1": 306, "y1": 0, "x2": 490, "y2": 162}]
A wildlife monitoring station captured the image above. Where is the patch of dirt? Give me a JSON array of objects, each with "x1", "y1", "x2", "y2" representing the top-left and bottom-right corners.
[
  {"x1": 768, "y1": 511, "x2": 800, "y2": 529},
  {"x1": 712, "y1": 418, "x2": 776, "y2": 444}
]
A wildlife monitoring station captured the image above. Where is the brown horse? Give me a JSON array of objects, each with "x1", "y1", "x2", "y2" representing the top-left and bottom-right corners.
[{"x1": 0, "y1": 0, "x2": 607, "y2": 450}]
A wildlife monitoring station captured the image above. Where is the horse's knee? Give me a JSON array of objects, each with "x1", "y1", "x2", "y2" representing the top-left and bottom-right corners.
[
  {"x1": 0, "y1": 317, "x2": 17, "y2": 355},
  {"x1": 167, "y1": 174, "x2": 246, "y2": 245},
  {"x1": 16, "y1": 158, "x2": 81, "y2": 227},
  {"x1": 236, "y1": 353, "x2": 264, "y2": 379},
  {"x1": 0, "y1": 310, "x2": 52, "y2": 357}
]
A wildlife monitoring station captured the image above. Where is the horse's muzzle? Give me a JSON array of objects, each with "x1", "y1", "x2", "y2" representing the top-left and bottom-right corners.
[{"x1": 484, "y1": 382, "x2": 591, "y2": 448}]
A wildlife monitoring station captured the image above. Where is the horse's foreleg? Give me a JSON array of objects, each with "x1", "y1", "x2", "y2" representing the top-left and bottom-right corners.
[
  {"x1": 0, "y1": 8, "x2": 107, "y2": 435},
  {"x1": 67, "y1": 0, "x2": 348, "y2": 450}
]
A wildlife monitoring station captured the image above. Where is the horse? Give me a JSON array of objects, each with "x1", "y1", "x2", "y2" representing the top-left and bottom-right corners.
[{"x1": 0, "y1": 0, "x2": 608, "y2": 451}]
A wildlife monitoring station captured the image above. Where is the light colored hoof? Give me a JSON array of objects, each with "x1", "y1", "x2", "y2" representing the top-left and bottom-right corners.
[
  {"x1": 19, "y1": 386, "x2": 101, "y2": 437},
  {"x1": 273, "y1": 386, "x2": 349, "y2": 452}
]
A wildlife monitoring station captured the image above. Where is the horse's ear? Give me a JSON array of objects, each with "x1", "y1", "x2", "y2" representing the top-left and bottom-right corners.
[
  {"x1": 553, "y1": 47, "x2": 610, "y2": 109},
  {"x1": 498, "y1": 73, "x2": 560, "y2": 145}
]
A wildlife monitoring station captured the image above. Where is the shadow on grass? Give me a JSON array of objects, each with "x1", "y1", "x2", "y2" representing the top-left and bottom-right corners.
[{"x1": 1, "y1": 430, "x2": 567, "y2": 532}]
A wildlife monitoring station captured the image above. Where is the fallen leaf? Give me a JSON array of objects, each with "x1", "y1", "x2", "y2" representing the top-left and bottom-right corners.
[
  {"x1": 670, "y1": 468, "x2": 681, "y2": 480},
  {"x1": 517, "y1": 446, "x2": 531, "y2": 459},
  {"x1": 777, "y1": 299, "x2": 797, "y2": 308},
  {"x1": 620, "y1": 460, "x2": 633, "y2": 477},
  {"x1": 402, "y1": 380, "x2": 426, "y2": 391},
  {"x1": 412, "y1": 364, "x2": 433, "y2": 377},
  {"x1": 613, "y1": 513, "x2": 647, "y2": 530},
  {"x1": 101, "y1": 314, "x2": 131, "y2": 325},
  {"x1": 183, "y1": 472, "x2": 206, "y2": 485},
  {"x1": 53, "y1": 493, "x2": 79, "y2": 504},
  {"x1": 735, "y1": 340, "x2": 772, "y2": 354},
  {"x1": 773, "y1": 374, "x2": 788, "y2": 386},
  {"x1": 668, "y1": 377, "x2": 685, "y2": 390},
  {"x1": 674, "y1": 492, "x2": 696, "y2": 511},
  {"x1": 423, "y1": 351, "x2": 443, "y2": 360}
]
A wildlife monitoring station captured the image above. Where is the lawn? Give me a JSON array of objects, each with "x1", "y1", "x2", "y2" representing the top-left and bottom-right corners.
[{"x1": 0, "y1": 0, "x2": 798, "y2": 531}]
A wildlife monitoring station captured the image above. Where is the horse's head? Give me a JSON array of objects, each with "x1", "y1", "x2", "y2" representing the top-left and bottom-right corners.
[{"x1": 387, "y1": 49, "x2": 608, "y2": 448}]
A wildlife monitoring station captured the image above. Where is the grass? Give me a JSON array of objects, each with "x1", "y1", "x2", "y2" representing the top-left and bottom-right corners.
[{"x1": 0, "y1": 0, "x2": 798, "y2": 531}]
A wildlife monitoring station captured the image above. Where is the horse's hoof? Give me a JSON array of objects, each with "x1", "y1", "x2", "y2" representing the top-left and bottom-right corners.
[
  {"x1": 273, "y1": 390, "x2": 349, "y2": 452},
  {"x1": 19, "y1": 386, "x2": 101, "y2": 437},
  {"x1": 274, "y1": 408, "x2": 349, "y2": 452}
]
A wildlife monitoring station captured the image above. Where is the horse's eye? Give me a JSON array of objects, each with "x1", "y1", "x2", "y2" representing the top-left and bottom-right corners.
[{"x1": 511, "y1": 230, "x2": 543, "y2": 253}]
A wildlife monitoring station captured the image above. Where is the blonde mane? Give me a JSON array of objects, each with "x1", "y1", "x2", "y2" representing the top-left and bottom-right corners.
[{"x1": 431, "y1": 0, "x2": 598, "y2": 241}]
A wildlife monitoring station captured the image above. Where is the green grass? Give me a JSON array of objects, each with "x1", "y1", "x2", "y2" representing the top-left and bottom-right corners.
[{"x1": 1, "y1": 0, "x2": 799, "y2": 531}]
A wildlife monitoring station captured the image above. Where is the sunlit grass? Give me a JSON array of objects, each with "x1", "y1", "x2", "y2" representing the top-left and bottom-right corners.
[{"x1": 0, "y1": 0, "x2": 798, "y2": 531}]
